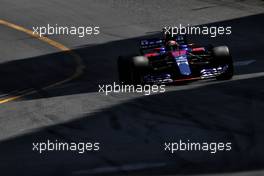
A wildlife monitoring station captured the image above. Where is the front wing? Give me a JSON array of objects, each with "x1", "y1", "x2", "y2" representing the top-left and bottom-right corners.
[{"x1": 143, "y1": 65, "x2": 230, "y2": 84}]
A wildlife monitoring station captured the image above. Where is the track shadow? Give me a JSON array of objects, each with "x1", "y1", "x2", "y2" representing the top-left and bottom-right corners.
[
  {"x1": 0, "y1": 51, "x2": 77, "y2": 96},
  {"x1": 0, "y1": 13, "x2": 262, "y2": 100},
  {"x1": 0, "y1": 75, "x2": 263, "y2": 176},
  {"x1": 0, "y1": 13, "x2": 263, "y2": 176}
]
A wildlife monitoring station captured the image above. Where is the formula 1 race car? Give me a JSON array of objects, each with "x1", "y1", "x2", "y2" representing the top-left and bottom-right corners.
[{"x1": 118, "y1": 35, "x2": 233, "y2": 85}]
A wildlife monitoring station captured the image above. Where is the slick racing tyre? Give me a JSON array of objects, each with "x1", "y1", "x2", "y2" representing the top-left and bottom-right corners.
[
  {"x1": 118, "y1": 56, "x2": 149, "y2": 84},
  {"x1": 118, "y1": 56, "x2": 131, "y2": 84},
  {"x1": 212, "y1": 46, "x2": 234, "y2": 80}
]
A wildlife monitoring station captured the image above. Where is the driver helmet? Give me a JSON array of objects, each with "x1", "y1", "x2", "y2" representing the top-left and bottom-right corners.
[{"x1": 166, "y1": 40, "x2": 179, "y2": 51}]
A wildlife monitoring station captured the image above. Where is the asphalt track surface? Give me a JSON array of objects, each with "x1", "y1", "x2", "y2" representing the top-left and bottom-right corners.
[{"x1": 0, "y1": 0, "x2": 264, "y2": 175}]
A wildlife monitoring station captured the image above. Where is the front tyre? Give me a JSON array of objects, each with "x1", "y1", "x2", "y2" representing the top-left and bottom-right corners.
[{"x1": 212, "y1": 46, "x2": 234, "y2": 80}]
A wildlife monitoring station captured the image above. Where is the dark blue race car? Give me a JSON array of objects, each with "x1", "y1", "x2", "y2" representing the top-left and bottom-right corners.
[{"x1": 118, "y1": 35, "x2": 233, "y2": 84}]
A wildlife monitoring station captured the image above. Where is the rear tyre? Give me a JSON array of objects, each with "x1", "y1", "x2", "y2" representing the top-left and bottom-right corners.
[
  {"x1": 212, "y1": 46, "x2": 234, "y2": 80},
  {"x1": 118, "y1": 56, "x2": 131, "y2": 84},
  {"x1": 118, "y1": 56, "x2": 149, "y2": 84}
]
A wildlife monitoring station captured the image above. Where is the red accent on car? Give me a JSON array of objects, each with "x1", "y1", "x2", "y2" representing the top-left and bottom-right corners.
[
  {"x1": 171, "y1": 50, "x2": 187, "y2": 57},
  {"x1": 192, "y1": 47, "x2": 205, "y2": 52},
  {"x1": 174, "y1": 77, "x2": 201, "y2": 82},
  {"x1": 145, "y1": 53, "x2": 159, "y2": 57},
  {"x1": 154, "y1": 47, "x2": 163, "y2": 51}
]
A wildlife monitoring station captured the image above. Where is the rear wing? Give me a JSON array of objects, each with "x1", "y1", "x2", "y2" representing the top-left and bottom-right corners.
[
  {"x1": 165, "y1": 35, "x2": 188, "y2": 45},
  {"x1": 140, "y1": 39, "x2": 164, "y2": 50},
  {"x1": 139, "y1": 35, "x2": 188, "y2": 54},
  {"x1": 140, "y1": 35, "x2": 187, "y2": 49}
]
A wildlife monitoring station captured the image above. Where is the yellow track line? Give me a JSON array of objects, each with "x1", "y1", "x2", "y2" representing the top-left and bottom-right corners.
[{"x1": 0, "y1": 19, "x2": 85, "y2": 104}]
